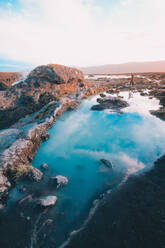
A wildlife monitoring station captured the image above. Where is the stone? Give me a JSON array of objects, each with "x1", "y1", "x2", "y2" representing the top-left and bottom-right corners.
[
  {"x1": 27, "y1": 168, "x2": 43, "y2": 182},
  {"x1": 41, "y1": 132, "x2": 50, "y2": 142},
  {"x1": 38, "y1": 196, "x2": 57, "y2": 207},
  {"x1": 0, "y1": 82, "x2": 8, "y2": 91},
  {"x1": 50, "y1": 175, "x2": 69, "y2": 187},
  {"x1": 100, "y1": 93, "x2": 106, "y2": 98},
  {"x1": 40, "y1": 163, "x2": 49, "y2": 171},
  {"x1": 100, "y1": 159, "x2": 113, "y2": 169},
  {"x1": 0, "y1": 204, "x2": 5, "y2": 210},
  {"x1": 28, "y1": 64, "x2": 84, "y2": 84},
  {"x1": 91, "y1": 96, "x2": 129, "y2": 111},
  {"x1": 150, "y1": 108, "x2": 165, "y2": 120}
]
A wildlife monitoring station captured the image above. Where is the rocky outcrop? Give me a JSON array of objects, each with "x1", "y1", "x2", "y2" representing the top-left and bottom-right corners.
[
  {"x1": 91, "y1": 96, "x2": 129, "y2": 111},
  {"x1": 150, "y1": 107, "x2": 165, "y2": 120},
  {"x1": 28, "y1": 64, "x2": 84, "y2": 84},
  {"x1": 149, "y1": 88, "x2": 165, "y2": 120},
  {"x1": 66, "y1": 154, "x2": 165, "y2": 248},
  {"x1": 0, "y1": 98, "x2": 78, "y2": 203},
  {"x1": 0, "y1": 72, "x2": 21, "y2": 87},
  {"x1": 0, "y1": 82, "x2": 8, "y2": 91},
  {"x1": 0, "y1": 64, "x2": 84, "y2": 129}
]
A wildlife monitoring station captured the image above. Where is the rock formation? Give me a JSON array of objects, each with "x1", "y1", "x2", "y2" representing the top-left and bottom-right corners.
[
  {"x1": 91, "y1": 96, "x2": 129, "y2": 111},
  {"x1": 0, "y1": 72, "x2": 21, "y2": 87},
  {"x1": 0, "y1": 64, "x2": 84, "y2": 129}
]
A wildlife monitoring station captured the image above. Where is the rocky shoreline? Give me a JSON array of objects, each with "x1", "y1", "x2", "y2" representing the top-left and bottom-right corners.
[
  {"x1": 65, "y1": 154, "x2": 165, "y2": 248},
  {"x1": 0, "y1": 65, "x2": 165, "y2": 247},
  {"x1": 0, "y1": 64, "x2": 118, "y2": 206}
]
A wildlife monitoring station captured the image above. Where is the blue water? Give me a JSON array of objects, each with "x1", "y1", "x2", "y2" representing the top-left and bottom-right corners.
[
  {"x1": 31, "y1": 91, "x2": 165, "y2": 245},
  {"x1": 8, "y1": 91, "x2": 165, "y2": 246}
]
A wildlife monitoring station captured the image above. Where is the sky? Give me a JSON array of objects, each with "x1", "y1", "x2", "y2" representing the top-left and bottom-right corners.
[{"x1": 0, "y1": 0, "x2": 165, "y2": 71}]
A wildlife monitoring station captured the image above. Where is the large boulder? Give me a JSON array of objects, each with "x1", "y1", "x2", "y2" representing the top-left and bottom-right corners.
[
  {"x1": 28, "y1": 64, "x2": 84, "y2": 84},
  {"x1": 91, "y1": 96, "x2": 129, "y2": 111}
]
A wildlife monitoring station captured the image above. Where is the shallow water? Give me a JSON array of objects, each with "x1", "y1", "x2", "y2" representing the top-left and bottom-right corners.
[
  {"x1": 26, "y1": 91, "x2": 165, "y2": 246},
  {"x1": 6, "y1": 91, "x2": 165, "y2": 247},
  {"x1": 85, "y1": 74, "x2": 145, "y2": 80}
]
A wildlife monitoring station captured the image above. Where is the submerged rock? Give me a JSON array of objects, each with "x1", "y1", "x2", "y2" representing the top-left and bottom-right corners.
[
  {"x1": 40, "y1": 163, "x2": 49, "y2": 171},
  {"x1": 27, "y1": 168, "x2": 43, "y2": 182},
  {"x1": 91, "y1": 96, "x2": 129, "y2": 111},
  {"x1": 50, "y1": 175, "x2": 69, "y2": 187},
  {"x1": 38, "y1": 196, "x2": 57, "y2": 207},
  {"x1": 100, "y1": 159, "x2": 113, "y2": 169}
]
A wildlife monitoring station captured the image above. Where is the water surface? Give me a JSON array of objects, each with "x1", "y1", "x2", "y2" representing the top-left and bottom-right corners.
[{"x1": 31, "y1": 91, "x2": 165, "y2": 246}]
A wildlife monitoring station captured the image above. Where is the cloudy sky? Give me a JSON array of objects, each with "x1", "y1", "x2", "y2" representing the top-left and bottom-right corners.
[{"x1": 0, "y1": 0, "x2": 165, "y2": 70}]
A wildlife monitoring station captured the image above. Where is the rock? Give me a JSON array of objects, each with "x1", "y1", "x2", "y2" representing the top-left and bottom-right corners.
[
  {"x1": 0, "y1": 128, "x2": 22, "y2": 152},
  {"x1": 41, "y1": 132, "x2": 50, "y2": 141},
  {"x1": 0, "y1": 204, "x2": 5, "y2": 210},
  {"x1": 18, "y1": 185, "x2": 27, "y2": 193},
  {"x1": 100, "y1": 93, "x2": 106, "y2": 98},
  {"x1": 27, "y1": 168, "x2": 43, "y2": 182},
  {"x1": 0, "y1": 82, "x2": 8, "y2": 91},
  {"x1": 0, "y1": 72, "x2": 21, "y2": 87},
  {"x1": 150, "y1": 108, "x2": 165, "y2": 120},
  {"x1": 50, "y1": 175, "x2": 69, "y2": 187},
  {"x1": 100, "y1": 159, "x2": 113, "y2": 169},
  {"x1": 28, "y1": 64, "x2": 84, "y2": 84},
  {"x1": 0, "y1": 64, "x2": 84, "y2": 130},
  {"x1": 106, "y1": 89, "x2": 115, "y2": 94},
  {"x1": 38, "y1": 196, "x2": 57, "y2": 207},
  {"x1": 140, "y1": 92, "x2": 148, "y2": 96},
  {"x1": 91, "y1": 96, "x2": 129, "y2": 111},
  {"x1": 40, "y1": 163, "x2": 49, "y2": 171},
  {"x1": 91, "y1": 104, "x2": 106, "y2": 111}
]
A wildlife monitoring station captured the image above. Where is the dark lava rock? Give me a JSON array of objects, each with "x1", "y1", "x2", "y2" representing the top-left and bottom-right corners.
[
  {"x1": 67, "y1": 153, "x2": 165, "y2": 248},
  {"x1": 100, "y1": 159, "x2": 113, "y2": 169},
  {"x1": 150, "y1": 107, "x2": 165, "y2": 120},
  {"x1": 91, "y1": 96, "x2": 129, "y2": 111},
  {"x1": 100, "y1": 93, "x2": 106, "y2": 98}
]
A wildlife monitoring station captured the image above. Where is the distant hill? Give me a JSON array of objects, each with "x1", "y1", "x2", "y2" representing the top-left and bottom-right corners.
[{"x1": 81, "y1": 61, "x2": 165, "y2": 75}]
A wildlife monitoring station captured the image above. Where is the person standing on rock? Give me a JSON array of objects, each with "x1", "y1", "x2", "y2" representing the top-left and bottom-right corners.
[{"x1": 130, "y1": 74, "x2": 134, "y2": 86}]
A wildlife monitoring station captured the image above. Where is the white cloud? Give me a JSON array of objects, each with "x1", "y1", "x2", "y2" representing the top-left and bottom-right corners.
[{"x1": 0, "y1": 0, "x2": 165, "y2": 66}]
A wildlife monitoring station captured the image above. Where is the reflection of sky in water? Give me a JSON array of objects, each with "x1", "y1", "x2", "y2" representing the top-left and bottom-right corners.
[{"x1": 32, "y1": 92, "x2": 165, "y2": 245}]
